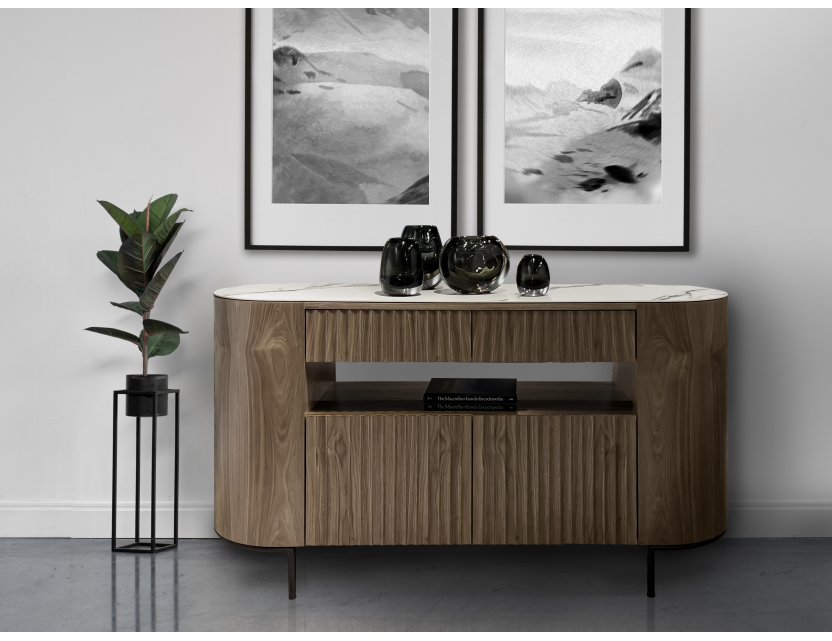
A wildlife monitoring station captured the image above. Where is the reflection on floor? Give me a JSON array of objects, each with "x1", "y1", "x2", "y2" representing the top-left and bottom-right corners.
[{"x1": 0, "y1": 538, "x2": 830, "y2": 631}]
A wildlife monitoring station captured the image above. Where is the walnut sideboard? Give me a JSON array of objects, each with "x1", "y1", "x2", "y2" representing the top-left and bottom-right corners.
[{"x1": 214, "y1": 283, "x2": 728, "y2": 599}]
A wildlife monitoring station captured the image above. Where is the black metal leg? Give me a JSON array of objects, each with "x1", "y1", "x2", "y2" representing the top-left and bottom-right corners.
[
  {"x1": 173, "y1": 391, "x2": 180, "y2": 545},
  {"x1": 288, "y1": 548, "x2": 296, "y2": 600},
  {"x1": 151, "y1": 395, "x2": 158, "y2": 552},
  {"x1": 647, "y1": 547, "x2": 655, "y2": 598},
  {"x1": 112, "y1": 392, "x2": 118, "y2": 551},
  {"x1": 135, "y1": 416, "x2": 141, "y2": 543}
]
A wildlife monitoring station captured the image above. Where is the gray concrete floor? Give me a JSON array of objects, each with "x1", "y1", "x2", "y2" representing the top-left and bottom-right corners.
[{"x1": 0, "y1": 538, "x2": 830, "y2": 631}]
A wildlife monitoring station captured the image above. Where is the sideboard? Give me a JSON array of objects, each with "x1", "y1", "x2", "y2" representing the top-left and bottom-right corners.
[{"x1": 214, "y1": 283, "x2": 728, "y2": 599}]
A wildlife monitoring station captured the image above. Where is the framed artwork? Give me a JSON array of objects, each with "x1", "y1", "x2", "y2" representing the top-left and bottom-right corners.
[
  {"x1": 477, "y1": 9, "x2": 690, "y2": 250},
  {"x1": 245, "y1": 9, "x2": 458, "y2": 250}
]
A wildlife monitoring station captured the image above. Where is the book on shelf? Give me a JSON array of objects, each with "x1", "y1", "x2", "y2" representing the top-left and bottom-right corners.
[
  {"x1": 423, "y1": 378, "x2": 517, "y2": 409},
  {"x1": 424, "y1": 402, "x2": 517, "y2": 412}
]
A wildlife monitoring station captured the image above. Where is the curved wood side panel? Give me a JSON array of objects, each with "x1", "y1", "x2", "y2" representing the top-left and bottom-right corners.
[
  {"x1": 637, "y1": 298, "x2": 728, "y2": 545},
  {"x1": 214, "y1": 298, "x2": 305, "y2": 547}
]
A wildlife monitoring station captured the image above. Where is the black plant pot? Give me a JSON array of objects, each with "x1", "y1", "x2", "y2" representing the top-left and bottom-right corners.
[{"x1": 126, "y1": 374, "x2": 169, "y2": 417}]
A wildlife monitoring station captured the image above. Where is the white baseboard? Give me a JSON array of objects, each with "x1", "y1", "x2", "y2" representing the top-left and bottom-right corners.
[
  {"x1": 1, "y1": 501, "x2": 831, "y2": 538},
  {"x1": 0, "y1": 501, "x2": 216, "y2": 538},
  {"x1": 727, "y1": 502, "x2": 832, "y2": 538}
]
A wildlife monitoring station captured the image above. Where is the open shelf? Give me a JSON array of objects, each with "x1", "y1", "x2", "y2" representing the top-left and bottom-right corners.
[{"x1": 307, "y1": 380, "x2": 635, "y2": 416}]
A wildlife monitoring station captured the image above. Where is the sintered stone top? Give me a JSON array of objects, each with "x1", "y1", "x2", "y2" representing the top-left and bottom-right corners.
[{"x1": 214, "y1": 283, "x2": 727, "y2": 303}]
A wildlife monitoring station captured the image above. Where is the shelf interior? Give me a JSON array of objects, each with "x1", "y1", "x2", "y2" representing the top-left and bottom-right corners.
[{"x1": 307, "y1": 380, "x2": 634, "y2": 415}]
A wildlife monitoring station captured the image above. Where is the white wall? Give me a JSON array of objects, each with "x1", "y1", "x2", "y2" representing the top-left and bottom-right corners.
[{"x1": 1, "y1": 9, "x2": 830, "y2": 538}]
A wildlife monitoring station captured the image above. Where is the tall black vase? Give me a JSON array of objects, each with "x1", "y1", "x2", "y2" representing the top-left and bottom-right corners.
[
  {"x1": 379, "y1": 237, "x2": 423, "y2": 296},
  {"x1": 401, "y1": 225, "x2": 442, "y2": 289},
  {"x1": 125, "y1": 374, "x2": 169, "y2": 417}
]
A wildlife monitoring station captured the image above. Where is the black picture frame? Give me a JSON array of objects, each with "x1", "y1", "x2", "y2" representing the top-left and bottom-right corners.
[
  {"x1": 476, "y1": 8, "x2": 691, "y2": 252},
  {"x1": 245, "y1": 8, "x2": 459, "y2": 251}
]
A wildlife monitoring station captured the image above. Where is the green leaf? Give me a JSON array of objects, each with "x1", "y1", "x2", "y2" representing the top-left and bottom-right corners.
[
  {"x1": 118, "y1": 210, "x2": 145, "y2": 243},
  {"x1": 139, "y1": 251, "x2": 182, "y2": 312},
  {"x1": 96, "y1": 250, "x2": 119, "y2": 277},
  {"x1": 149, "y1": 222, "x2": 182, "y2": 276},
  {"x1": 98, "y1": 200, "x2": 142, "y2": 238},
  {"x1": 140, "y1": 330, "x2": 181, "y2": 358},
  {"x1": 85, "y1": 326, "x2": 141, "y2": 346},
  {"x1": 111, "y1": 300, "x2": 146, "y2": 315},
  {"x1": 147, "y1": 194, "x2": 178, "y2": 230},
  {"x1": 143, "y1": 319, "x2": 188, "y2": 335},
  {"x1": 153, "y1": 211, "x2": 181, "y2": 244},
  {"x1": 116, "y1": 231, "x2": 158, "y2": 295}
]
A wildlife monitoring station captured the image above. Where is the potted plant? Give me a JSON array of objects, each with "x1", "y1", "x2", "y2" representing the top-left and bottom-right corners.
[{"x1": 86, "y1": 194, "x2": 191, "y2": 417}]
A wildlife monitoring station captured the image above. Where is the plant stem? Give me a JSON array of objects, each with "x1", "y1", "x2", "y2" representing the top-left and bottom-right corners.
[{"x1": 142, "y1": 311, "x2": 149, "y2": 376}]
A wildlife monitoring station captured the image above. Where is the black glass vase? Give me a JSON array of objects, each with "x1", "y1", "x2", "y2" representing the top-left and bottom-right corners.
[
  {"x1": 379, "y1": 237, "x2": 423, "y2": 296},
  {"x1": 439, "y1": 236, "x2": 510, "y2": 294},
  {"x1": 516, "y1": 254, "x2": 550, "y2": 296},
  {"x1": 401, "y1": 225, "x2": 442, "y2": 289}
]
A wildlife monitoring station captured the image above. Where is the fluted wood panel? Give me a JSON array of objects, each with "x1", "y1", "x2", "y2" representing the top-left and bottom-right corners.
[
  {"x1": 306, "y1": 415, "x2": 472, "y2": 545},
  {"x1": 636, "y1": 299, "x2": 728, "y2": 545},
  {"x1": 305, "y1": 310, "x2": 471, "y2": 362},
  {"x1": 214, "y1": 298, "x2": 305, "y2": 547},
  {"x1": 472, "y1": 311, "x2": 635, "y2": 362},
  {"x1": 473, "y1": 415, "x2": 637, "y2": 544}
]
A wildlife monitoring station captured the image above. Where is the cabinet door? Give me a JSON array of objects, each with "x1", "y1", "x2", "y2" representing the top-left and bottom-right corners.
[
  {"x1": 306, "y1": 415, "x2": 472, "y2": 545},
  {"x1": 473, "y1": 415, "x2": 637, "y2": 544},
  {"x1": 472, "y1": 310, "x2": 635, "y2": 362},
  {"x1": 306, "y1": 310, "x2": 471, "y2": 362}
]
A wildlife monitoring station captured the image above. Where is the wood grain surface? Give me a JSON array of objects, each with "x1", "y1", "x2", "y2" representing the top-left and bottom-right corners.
[
  {"x1": 473, "y1": 414, "x2": 637, "y2": 545},
  {"x1": 214, "y1": 298, "x2": 306, "y2": 547},
  {"x1": 306, "y1": 414, "x2": 472, "y2": 545},
  {"x1": 472, "y1": 311, "x2": 635, "y2": 362},
  {"x1": 636, "y1": 298, "x2": 728, "y2": 545},
  {"x1": 306, "y1": 310, "x2": 471, "y2": 362}
]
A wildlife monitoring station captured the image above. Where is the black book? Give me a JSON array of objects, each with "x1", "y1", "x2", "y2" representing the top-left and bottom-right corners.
[{"x1": 424, "y1": 378, "x2": 517, "y2": 404}]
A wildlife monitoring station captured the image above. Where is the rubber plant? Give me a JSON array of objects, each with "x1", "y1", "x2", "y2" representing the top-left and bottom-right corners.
[{"x1": 85, "y1": 194, "x2": 190, "y2": 375}]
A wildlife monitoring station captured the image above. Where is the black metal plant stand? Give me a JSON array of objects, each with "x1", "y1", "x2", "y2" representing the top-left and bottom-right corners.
[{"x1": 112, "y1": 388, "x2": 180, "y2": 553}]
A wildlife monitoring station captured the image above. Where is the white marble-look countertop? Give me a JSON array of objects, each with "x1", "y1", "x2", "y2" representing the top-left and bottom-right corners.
[{"x1": 214, "y1": 283, "x2": 727, "y2": 303}]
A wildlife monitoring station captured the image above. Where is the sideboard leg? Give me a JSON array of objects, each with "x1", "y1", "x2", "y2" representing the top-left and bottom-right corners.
[
  {"x1": 646, "y1": 547, "x2": 656, "y2": 598},
  {"x1": 287, "y1": 547, "x2": 296, "y2": 600}
]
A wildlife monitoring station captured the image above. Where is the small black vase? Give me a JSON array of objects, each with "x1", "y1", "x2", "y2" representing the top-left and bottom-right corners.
[
  {"x1": 126, "y1": 374, "x2": 168, "y2": 417},
  {"x1": 401, "y1": 225, "x2": 442, "y2": 289},
  {"x1": 379, "y1": 237, "x2": 423, "y2": 296},
  {"x1": 516, "y1": 254, "x2": 550, "y2": 296},
  {"x1": 439, "y1": 236, "x2": 510, "y2": 294}
]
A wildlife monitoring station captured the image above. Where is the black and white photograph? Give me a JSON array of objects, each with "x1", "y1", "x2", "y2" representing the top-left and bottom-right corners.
[
  {"x1": 478, "y1": 9, "x2": 689, "y2": 250},
  {"x1": 272, "y1": 9, "x2": 431, "y2": 206},
  {"x1": 504, "y1": 9, "x2": 663, "y2": 206},
  {"x1": 246, "y1": 8, "x2": 458, "y2": 249}
]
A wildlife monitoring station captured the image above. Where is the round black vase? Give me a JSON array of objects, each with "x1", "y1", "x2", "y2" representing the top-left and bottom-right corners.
[
  {"x1": 379, "y1": 237, "x2": 423, "y2": 296},
  {"x1": 516, "y1": 254, "x2": 550, "y2": 296},
  {"x1": 401, "y1": 225, "x2": 442, "y2": 289},
  {"x1": 439, "y1": 236, "x2": 510, "y2": 294},
  {"x1": 126, "y1": 374, "x2": 169, "y2": 417}
]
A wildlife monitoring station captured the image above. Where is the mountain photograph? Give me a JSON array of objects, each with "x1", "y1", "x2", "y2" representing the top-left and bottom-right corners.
[
  {"x1": 272, "y1": 9, "x2": 430, "y2": 205},
  {"x1": 504, "y1": 9, "x2": 663, "y2": 205}
]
